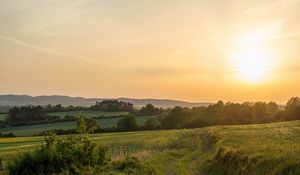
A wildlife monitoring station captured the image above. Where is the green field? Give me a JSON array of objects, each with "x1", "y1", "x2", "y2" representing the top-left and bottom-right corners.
[
  {"x1": 0, "y1": 114, "x2": 7, "y2": 121},
  {"x1": 0, "y1": 111, "x2": 129, "y2": 121},
  {"x1": 46, "y1": 110, "x2": 129, "y2": 118},
  {"x1": 0, "y1": 115, "x2": 154, "y2": 136},
  {"x1": 1, "y1": 120, "x2": 300, "y2": 174}
]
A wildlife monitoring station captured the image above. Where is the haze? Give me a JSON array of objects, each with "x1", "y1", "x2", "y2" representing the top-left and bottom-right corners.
[{"x1": 1, "y1": 0, "x2": 300, "y2": 103}]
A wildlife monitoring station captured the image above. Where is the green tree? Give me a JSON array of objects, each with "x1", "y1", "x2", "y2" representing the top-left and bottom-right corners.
[
  {"x1": 285, "y1": 97, "x2": 300, "y2": 120},
  {"x1": 144, "y1": 117, "x2": 160, "y2": 130},
  {"x1": 117, "y1": 115, "x2": 139, "y2": 131},
  {"x1": 161, "y1": 106, "x2": 189, "y2": 129},
  {"x1": 76, "y1": 116, "x2": 87, "y2": 134},
  {"x1": 85, "y1": 118, "x2": 99, "y2": 133}
]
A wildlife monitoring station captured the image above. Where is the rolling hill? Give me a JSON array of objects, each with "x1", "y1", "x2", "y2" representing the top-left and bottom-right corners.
[{"x1": 0, "y1": 94, "x2": 211, "y2": 111}]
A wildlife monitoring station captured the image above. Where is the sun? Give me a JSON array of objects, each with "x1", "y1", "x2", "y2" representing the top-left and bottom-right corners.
[{"x1": 230, "y1": 47, "x2": 274, "y2": 83}]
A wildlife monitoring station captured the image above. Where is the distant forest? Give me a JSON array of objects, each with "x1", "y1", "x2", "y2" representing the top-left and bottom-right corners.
[{"x1": 1, "y1": 97, "x2": 300, "y2": 135}]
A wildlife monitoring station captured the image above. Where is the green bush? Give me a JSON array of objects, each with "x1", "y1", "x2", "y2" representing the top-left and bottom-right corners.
[
  {"x1": 7, "y1": 133, "x2": 110, "y2": 175},
  {"x1": 117, "y1": 115, "x2": 139, "y2": 131},
  {"x1": 144, "y1": 117, "x2": 160, "y2": 130},
  {"x1": 204, "y1": 147, "x2": 258, "y2": 175}
]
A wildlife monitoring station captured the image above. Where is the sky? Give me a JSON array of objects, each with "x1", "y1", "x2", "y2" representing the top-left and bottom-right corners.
[{"x1": 1, "y1": 0, "x2": 300, "y2": 103}]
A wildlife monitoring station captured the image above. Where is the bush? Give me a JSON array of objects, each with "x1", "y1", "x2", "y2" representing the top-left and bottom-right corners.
[
  {"x1": 117, "y1": 115, "x2": 139, "y2": 131},
  {"x1": 0, "y1": 132, "x2": 16, "y2": 137},
  {"x1": 204, "y1": 147, "x2": 258, "y2": 175},
  {"x1": 144, "y1": 117, "x2": 160, "y2": 130},
  {"x1": 7, "y1": 133, "x2": 110, "y2": 175}
]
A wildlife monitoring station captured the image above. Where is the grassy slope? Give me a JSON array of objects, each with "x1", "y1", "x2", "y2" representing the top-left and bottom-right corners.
[
  {"x1": 1, "y1": 120, "x2": 300, "y2": 174},
  {"x1": 0, "y1": 115, "x2": 154, "y2": 136},
  {"x1": 150, "y1": 121, "x2": 300, "y2": 175}
]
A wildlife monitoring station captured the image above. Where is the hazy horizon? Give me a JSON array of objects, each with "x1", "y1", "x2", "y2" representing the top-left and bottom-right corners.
[
  {"x1": 0, "y1": 93, "x2": 212, "y2": 103},
  {"x1": 1, "y1": 0, "x2": 300, "y2": 103},
  {"x1": 0, "y1": 93, "x2": 292, "y2": 105}
]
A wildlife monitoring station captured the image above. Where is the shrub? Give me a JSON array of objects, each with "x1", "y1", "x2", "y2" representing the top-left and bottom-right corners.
[
  {"x1": 117, "y1": 115, "x2": 139, "y2": 131},
  {"x1": 7, "y1": 133, "x2": 110, "y2": 175},
  {"x1": 204, "y1": 147, "x2": 258, "y2": 175},
  {"x1": 144, "y1": 117, "x2": 160, "y2": 130},
  {"x1": 0, "y1": 132, "x2": 16, "y2": 137}
]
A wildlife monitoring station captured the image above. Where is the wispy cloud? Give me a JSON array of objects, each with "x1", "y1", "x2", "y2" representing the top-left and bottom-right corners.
[
  {"x1": 0, "y1": 35, "x2": 97, "y2": 64},
  {"x1": 0, "y1": 0, "x2": 91, "y2": 35},
  {"x1": 245, "y1": 0, "x2": 300, "y2": 15},
  {"x1": 239, "y1": 0, "x2": 300, "y2": 44}
]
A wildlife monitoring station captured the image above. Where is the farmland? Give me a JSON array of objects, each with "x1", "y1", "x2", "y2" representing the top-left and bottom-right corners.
[
  {"x1": 0, "y1": 114, "x2": 7, "y2": 121},
  {"x1": 46, "y1": 110, "x2": 129, "y2": 118},
  {"x1": 1, "y1": 120, "x2": 300, "y2": 174},
  {"x1": 0, "y1": 115, "x2": 154, "y2": 136},
  {"x1": 0, "y1": 110, "x2": 130, "y2": 121}
]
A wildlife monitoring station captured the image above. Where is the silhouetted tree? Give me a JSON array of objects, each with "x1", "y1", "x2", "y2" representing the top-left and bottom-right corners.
[
  {"x1": 7, "y1": 106, "x2": 46, "y2": 125},
  {"x1": 90, "y1": 100, "x2": 133, "y2": 112},
  {"x1": 161, "y1": 106, "x2": 190, "y2": 129},
  {"x1": 285, "y1": 97, "x2": 300, "y2": 120},
  {"x1": 139, "y1": 104, "x2": 162, "y2": 115}
]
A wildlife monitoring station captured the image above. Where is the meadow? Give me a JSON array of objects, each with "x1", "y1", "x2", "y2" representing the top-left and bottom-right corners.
[
  {"x1": 0, "y1": 114, "x2": 7, "y2": 121},
  {"x1": 0, "y1": 115, "x2": 154, "y2": 136},
  {"x1": 0, "y1": 110, "x2": 130, "y2": 121},
  {"x1": 46, "y1": 110, "x2": 129, "y2": 118},
  {"x1": 1, "y1": 120, "x2": 300, "y2": 174}
]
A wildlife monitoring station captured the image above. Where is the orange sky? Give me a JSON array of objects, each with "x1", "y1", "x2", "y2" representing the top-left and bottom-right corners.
[{"x1": 0, "y1": 0, "x2": 300, "y2": 103}]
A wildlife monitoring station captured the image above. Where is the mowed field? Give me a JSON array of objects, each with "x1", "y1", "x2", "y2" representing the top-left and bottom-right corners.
[
  {"x1": 1, "y1": 120, "x2": 300, "y2": 174},
  {"x1": 0, "y1": 115, "x2": 154, "y2": 136},
  {"x1": 46, "y1": 110, "x2": 129, "y2": 118},
  {"x1": 0, "y1": 110, "x2": 130, "y2": 121},
  {"x1": 0, "y1": 113, "x2": 7, "y2": 121}
]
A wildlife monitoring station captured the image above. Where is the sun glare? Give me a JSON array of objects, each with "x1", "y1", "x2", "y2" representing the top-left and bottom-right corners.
[{"x1": 230, "y1": 47, "x2": 274, "y2": 83}]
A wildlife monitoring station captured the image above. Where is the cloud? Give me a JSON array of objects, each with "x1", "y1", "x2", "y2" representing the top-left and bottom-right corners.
[
  {"x1": 239, "y1": 0, "x2": 300, "y2": 43},
  {"x1": 0, "y1": 35, "x2": 97, "y2": 64},
  {"x1": 245, "y1": 0, "x2": 300, "y2": 15},
  {"x1": 0, "y1": 0, "x2": 90, "y2": 35}
]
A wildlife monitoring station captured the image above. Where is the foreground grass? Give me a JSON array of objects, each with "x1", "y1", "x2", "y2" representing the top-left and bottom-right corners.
[
  {"x1": 1, "y1": 120, "x2": 300, "y2": 174},
  {"x1": 148, "y1": 120, "x2": 300, "y2": 175}
]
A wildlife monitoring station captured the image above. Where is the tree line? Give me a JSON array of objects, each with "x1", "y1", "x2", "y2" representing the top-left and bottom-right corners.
[
  {"x1": 2, "y1": 100, "x2": 136, "y2": 126},
  {"x1": 160, "y1": 97, "x2": 300, "y2": 129},
  {"x1": 3, "y1": 97, "x2": 300, "y2": 133},
  {"x1": 90, "y1": 100, "x2": 134, "y2": 112}
]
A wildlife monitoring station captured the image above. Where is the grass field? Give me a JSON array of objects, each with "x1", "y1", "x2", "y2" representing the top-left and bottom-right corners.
[
  {"x1": 46, "y1": 110, "x2": 129, "y2": 118},
  {"x1": 0, "y1": 110, "x2": 129, "y2": 121},
  {"x1": 0, "y1": 115, "x2": 154, "y2": 136},
  {"x1": 1, "y1": 120, "x2": 300, "y2": 174},
  {"x1": 0, "y1": 114, "x2": 7, "y2": 121}
]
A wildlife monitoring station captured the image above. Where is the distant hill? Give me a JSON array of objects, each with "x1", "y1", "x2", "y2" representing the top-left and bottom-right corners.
[
  {"x1": 0, "y1": 95, "x2": 211, "y2": 112},
  {"x1": 118, "y1": 97, "x2": 210, "y2": 108}
]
